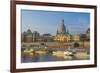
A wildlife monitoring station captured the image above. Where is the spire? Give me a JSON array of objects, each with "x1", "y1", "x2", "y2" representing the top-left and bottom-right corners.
[
  {"x1": 66, "y1": 25, "x2": 69, "y2": 34},
  {"x1": 62, "y1": 19, "x2": 64, "y2": 25},
  {"x1": 67, "y1": 29, "x2": 69, "y2": 34},
  {"x1": 56, "y1": 28, "x2": 59, "y2": 35}
]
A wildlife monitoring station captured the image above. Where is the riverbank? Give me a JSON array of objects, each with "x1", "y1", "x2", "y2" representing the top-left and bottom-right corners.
[
  {"x1": 22, "y1": 49, "x2": 90, "y2": 63},
  {"x1": 22, "y1": 48, "x2": 89, "y2": 60},
  {"x1": 22, "y1": 41, "x2": 90, "y2": 49}
]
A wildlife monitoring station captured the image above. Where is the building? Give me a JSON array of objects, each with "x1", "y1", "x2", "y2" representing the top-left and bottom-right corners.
[
  {"x1": 72, "y1": 34, "x2": 80, "y2": 42},
  {"x1": 54, "y1": 19, "x2": 70, "y2": 42},
  {"x1": 22, "y1": 20, "x2": 83, "y2": 43},
  {"x1": 21, "y1": 33, "x2": 24, "y2": 42},
  {"x1": 54, "y1": 35, "x2": 70, "y2": 42},
  {"x1": 57, "y1": 19, "x2": 67, "y2": 35},
  {"x1": 42, "y1": 33, "x2": 53, "y2": 42},
  {"x1": 36, "y1": 33, "x2": 54, "y2": 42},
  {"x1": 33, "y1": 31, "x2": 40, "y2": 42},
  {"x1": 23, "y1": 29, "x2": 33, "y2": 43},
  {"x1": 79, "y1": 28, "x2": 90, "y2": 41},
  {"x1": 86, "y1": 28, "x2": 90, "y2": 41}
]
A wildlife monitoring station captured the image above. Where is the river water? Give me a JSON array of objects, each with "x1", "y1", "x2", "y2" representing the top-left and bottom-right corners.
[{"x1": 21, "y1": 53, "x2": 89, "y2": 63}]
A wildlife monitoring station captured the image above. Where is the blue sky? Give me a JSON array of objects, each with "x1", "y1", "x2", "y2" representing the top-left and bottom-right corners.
[{"x1": 21, "y1": 9, "x2": 90, "y2": 36}]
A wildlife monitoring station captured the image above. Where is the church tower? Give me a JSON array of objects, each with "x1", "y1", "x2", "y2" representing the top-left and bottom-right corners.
[
  {"x1": 59, "y1": 19, "x2": 66, "y2": 34},
  {"x1": 56, "y1": 28, "x2": 59, "y2": 35},
  {"x1": 57, "y1": 19, "x2": 67, "y2": 35},
  {"x1": 66, "y1": 29, "x2": 69, "y2": 34},
  {"x1": 55, "y1": 19, "x2": 70, "y2": 42}
]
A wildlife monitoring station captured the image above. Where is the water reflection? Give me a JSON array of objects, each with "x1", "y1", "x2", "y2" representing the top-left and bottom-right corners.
[{"x1": 21, "y1": 53, "x2": 89, "y2": 63}]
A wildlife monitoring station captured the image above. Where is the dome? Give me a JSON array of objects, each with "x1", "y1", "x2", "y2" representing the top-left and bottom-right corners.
[
  {"x1": 27, "y1": 29, "x2": 32, "y2": 34},
  {"x1": 59, "y1": 19, "x2": 66, "y2": 34}
]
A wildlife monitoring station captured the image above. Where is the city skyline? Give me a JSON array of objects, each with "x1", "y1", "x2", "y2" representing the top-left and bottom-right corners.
[{"x1": 21, "y1": 9, "x2": 90, "y2": 35}]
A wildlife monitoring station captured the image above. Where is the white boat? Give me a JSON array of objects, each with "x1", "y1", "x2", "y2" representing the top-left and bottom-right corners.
[
  {"x1": 64, "y1": 51, "x2": 73, "y2": 56},
  {"x1": 24, "y1": 48, "x2": 34, "y2": 53},
  {"x1": 52, "y1": 51, "x2": 73, "y2": 56}
]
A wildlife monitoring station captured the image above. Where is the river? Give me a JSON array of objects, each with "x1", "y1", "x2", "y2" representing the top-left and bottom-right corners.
[{"x1": 21, "y1": 53, "x2": 89, "y2": 63}]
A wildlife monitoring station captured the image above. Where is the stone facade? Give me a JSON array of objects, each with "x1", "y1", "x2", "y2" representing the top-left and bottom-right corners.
[{"x1": 22, "y1": 29, "x2": 33, "y2": 43}]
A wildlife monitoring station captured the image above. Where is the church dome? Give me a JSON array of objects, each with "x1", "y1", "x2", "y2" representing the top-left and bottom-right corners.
[{"x1": 59, "y1": 19, "x2": 66, "y2": 35}]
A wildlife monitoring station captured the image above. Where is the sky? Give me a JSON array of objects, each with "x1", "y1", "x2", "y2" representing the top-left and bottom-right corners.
[{"x1": 21, "y1": 9, "x2": 90, "y2": 36}]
